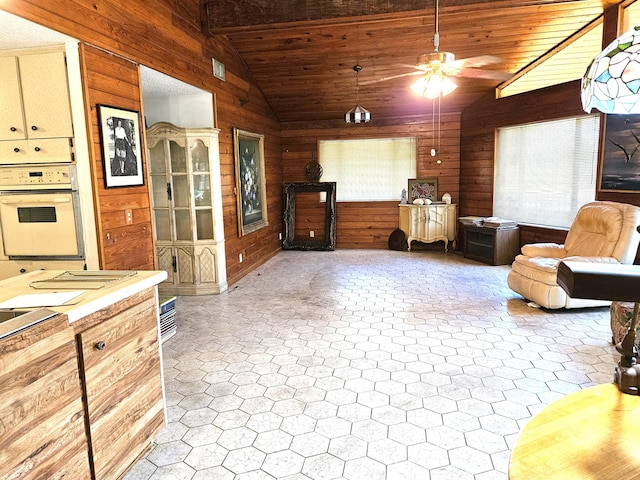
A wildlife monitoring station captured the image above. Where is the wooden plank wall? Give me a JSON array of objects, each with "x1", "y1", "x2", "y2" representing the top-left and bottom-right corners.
[
  {"x1": 460, "y1": 79, "x2": 640, "y2": 247},
  {"x1": 3, "y1": 0, "x2": 283, "y2": 284},
  {"x1": 281, "y1": 115, "x2": 461, "y2": 249},
  {"x1": 460, "y1": 4, "x2": 640, "y2": 250},
  {"x1": 80, "y1": 45, "x2": 154, "y2": 271},
  {"x1": 294, "y1": 193, "x2": 327, "y2": 240}
]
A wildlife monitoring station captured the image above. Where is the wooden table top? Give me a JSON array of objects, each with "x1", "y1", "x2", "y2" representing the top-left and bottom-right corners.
[{"x1": 509, "y1": 383, "x2": 640, "y2": 480}]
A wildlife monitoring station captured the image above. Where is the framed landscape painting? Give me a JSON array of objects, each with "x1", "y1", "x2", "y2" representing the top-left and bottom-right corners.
[{"x1": 234, "y1": 128, "x2": 268, "y2": 236}]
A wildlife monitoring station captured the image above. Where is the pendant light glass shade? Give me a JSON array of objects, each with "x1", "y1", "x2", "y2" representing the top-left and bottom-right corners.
[
  {"x1": 345, "y1": 65, "x2": 371, "y2": 123},
  {"x1": 582, "y1": 25, "x2": 640, "y2": 114},
  {"x1": 345, "y1": 104, "x2": 372, "y2": 123}
]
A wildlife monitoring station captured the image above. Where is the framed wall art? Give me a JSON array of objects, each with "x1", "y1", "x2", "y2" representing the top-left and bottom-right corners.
[
  {"x1": 97, "y1": 104, "x2": 144, "y2": 188},
  {"x1": 600, "y1": 114, "x2": 640, "y2": 191},
  {"x1": 234, "y1": 128, "x2": 268, "y2": 235},
  {"x1": 282, "y1": 182, "x2": 336, "y2": 251},
  {"x1": 408, "y1": 178, "x2": 438, "y2": 202}
]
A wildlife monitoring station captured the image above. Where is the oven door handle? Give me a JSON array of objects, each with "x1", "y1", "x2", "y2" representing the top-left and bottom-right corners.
[{"x1": 1, "y1": 197, "x2": 71, "y2": 205}]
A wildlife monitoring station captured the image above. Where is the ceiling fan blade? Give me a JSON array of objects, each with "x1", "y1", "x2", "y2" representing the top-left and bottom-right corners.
[
  {"x1": 454, "y1": 67, "x2": 512, "y2": 81},
  {"x1": 450, "y1": 55, "x2": 503, "y2": 69},
  {"x1": 360, "y1": 70, "x2": 423, "y2": 85},
  {"x1": 400, "y1": 63, "x2": 429, "y2": 72}
]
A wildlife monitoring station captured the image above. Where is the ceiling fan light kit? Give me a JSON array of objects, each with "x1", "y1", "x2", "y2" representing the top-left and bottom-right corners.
[
  {"x1": 345, "y1": 64, "x2": 371, "y2": 124},
  {"x1": 410, "y1": 72, "x2": 457, "y2": 98},
  {"x1": 418, "y1": 51, "x2": 455, "y2": 66},
  {"x1": 411, "y1": 51, "x2": 459, "y2": 98}
]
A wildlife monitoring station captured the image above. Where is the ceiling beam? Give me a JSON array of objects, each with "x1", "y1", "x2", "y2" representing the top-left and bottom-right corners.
[{"x1": 202, "y1": 0, "x2": 586, "y2": 35}]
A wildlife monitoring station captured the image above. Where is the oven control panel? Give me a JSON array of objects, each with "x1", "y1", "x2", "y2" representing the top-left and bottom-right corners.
[{"x1": 0, "y1": 165, "x2": 76, "y2": 190}]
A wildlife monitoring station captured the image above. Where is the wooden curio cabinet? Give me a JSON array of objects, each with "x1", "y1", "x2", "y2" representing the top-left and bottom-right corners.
[{"x1": 146, "y1": 122, "x2": 227, "y2": 295}]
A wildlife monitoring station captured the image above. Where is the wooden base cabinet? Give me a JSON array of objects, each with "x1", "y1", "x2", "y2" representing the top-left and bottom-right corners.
[
  {"x1": 0, "y1": 271, "x2": 167, "y2": 480},
  {"x1": 399, "y1": 204, "x2": 457, "y2": 251},
  {"x1": 75, "y1": 288, "x2": 165, "y2": 480},
  {"x1": 0, "y1": 312, "x2": 92, "y2": 480},
  {"x1": 157, "y1": 244, "x2": 223, "y2": 295},
  {"x1": 462, "y1": 224, "x2": 520, "y2": 265}
]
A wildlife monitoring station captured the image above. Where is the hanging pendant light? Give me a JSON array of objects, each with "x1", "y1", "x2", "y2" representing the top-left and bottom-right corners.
[{"x1": 345, "y1": 65, "x2": 371, "y2": 123}]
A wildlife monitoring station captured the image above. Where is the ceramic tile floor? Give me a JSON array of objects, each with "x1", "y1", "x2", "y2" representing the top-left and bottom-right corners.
[{"x1": 123, "y1": 249, "x2": 617, "y2": 480}]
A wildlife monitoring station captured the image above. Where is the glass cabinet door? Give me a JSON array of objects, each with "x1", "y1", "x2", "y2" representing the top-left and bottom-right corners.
[
  {"x1": 191, "y1": 140, "x2": 211, "y2": 207},
  {"x1": 147, "y1": 129, "x2": 219, "y2": 244},
  {"x1": 169, "y1": 140, "x2": 186, "y2": 173},
  {"x1": 191, "y1": 140, "x2": 213, "y2": 240},
  {"x1": 196, "y1": 211, "x2": 214, "y2": 240},
  {"x1": 172, "y1": 165, "x2": 191, "y2": 241},
  {"x1": 149, "y1": 141, "x2": 171, "y2": 241}
]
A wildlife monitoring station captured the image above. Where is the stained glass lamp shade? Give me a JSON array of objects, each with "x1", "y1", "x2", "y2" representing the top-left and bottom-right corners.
[{"x1": 582, "y1": 25, "x2": 640, "y2": 114}]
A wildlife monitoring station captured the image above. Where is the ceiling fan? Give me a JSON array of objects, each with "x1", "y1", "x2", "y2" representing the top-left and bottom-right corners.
[{"x1": 362, "y1": 0, "x2": 511, "y2": 97}]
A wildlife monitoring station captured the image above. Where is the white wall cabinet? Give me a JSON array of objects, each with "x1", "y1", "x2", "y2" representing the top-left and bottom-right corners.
[
  {"x1": 147, "y1": 122, "x2": 227, "y2": 295},
  {"x1": 0, "y1": 49, "x2": 73, "y2": 142},
  {"x1": 399, "y1": 204, "x2": 457, "y2": 251}
]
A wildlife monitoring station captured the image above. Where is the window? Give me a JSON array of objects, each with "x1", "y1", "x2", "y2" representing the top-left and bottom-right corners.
[
  {"x1": 494, "y1": 115, "x2": 599, "y2": 228},
  {"x1": 319, "y1": 138, "x2": 416, "y2": 201}
]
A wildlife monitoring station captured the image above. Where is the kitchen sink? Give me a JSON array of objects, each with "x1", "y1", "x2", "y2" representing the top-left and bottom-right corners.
[{"x1": 0, "y1": 307, "x2": 60, "y2": 339}]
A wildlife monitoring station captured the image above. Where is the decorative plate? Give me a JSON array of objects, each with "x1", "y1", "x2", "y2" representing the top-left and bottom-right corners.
[{"x1": 305, "y1": 161, "x2": 323, "y2": 182}]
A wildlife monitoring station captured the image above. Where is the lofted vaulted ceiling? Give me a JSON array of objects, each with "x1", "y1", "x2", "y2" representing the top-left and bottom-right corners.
[{"x1": 202, "y1": 0, "x2": 623, "y2": 124}]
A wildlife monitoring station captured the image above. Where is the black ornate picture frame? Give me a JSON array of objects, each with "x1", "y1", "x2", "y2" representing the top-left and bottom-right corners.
[{"x1": 282, "y1": 182, "x2": 336, "y2": 251}]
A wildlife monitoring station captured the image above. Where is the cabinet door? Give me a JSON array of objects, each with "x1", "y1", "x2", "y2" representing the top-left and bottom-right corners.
[
  {"x1": 0, "y1": 56, "x2": 26, "y2": 140},
  {"x1": 409, "y1": 206, "x2": 422, "y2": 238},
  {"x1": 0, "y1": 138, "x2": 72, "y2": 164},
  {"x1": 78, "y1": 293, "x2": 164, "y2": 480},
  {"x1": 0, "y1": 314, "x2": 91, "y2": 480},
  {"x1": 157, "y1": 245, "x2": 176, "y2": 284},
  {"x1": 19, "y1": 51, "x2": 73, "y2": 139},
  {"x1": 426, "y1": 206, "x2": 445, "y2": 240},
  {"x1": 149, "y1": 140, "x2": 172, "y2": 241},
  {"x1": 176, "y1": 245, "x2": 196, "y2": 285}
]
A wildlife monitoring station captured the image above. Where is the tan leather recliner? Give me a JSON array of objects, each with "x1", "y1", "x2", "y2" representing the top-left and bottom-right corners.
[{"x1": 507, "y1": 201, "x2": 640, "y2": 309}]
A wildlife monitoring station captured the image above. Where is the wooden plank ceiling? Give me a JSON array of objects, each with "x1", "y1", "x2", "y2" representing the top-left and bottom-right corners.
[{"x1": 203, "y1": 0, "x2": 623, "y2": 124}]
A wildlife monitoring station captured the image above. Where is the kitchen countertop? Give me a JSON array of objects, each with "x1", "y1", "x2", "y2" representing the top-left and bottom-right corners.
[{"x1": 0, "y1": 269, "x2": 168, "y2": 326}]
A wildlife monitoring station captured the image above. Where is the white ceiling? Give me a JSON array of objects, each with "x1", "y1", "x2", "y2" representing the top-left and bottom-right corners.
[
  {"x1": 0, "y1": 9, "x2": 206, "y2": 98},
  {"x1": 0, "y1": 10, "x2": 74, "y2": 48}
]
